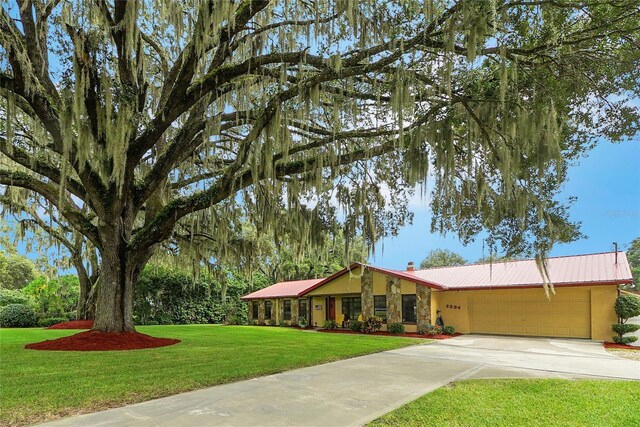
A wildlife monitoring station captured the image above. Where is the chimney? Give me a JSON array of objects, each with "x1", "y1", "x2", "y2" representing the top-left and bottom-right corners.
[
  {"x1": 614, "y1": 242, "x2": 618, "y2": 264},
  {"x1": 407, "y1": 261, "x2": 415, "y2": 271}
]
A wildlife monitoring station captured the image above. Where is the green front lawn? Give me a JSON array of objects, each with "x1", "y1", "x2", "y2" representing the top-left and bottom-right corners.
[
  {"x1": 0, "y1": 325, "x2": 421, "y2": 426},
  {"x1": 370, "y1": 379, "x2": 640, "y2": 427}
]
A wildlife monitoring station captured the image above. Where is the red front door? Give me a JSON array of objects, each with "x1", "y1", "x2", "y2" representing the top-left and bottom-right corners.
[{"x1": 327, "y1": 297, "x2": 336, "y2": 321}]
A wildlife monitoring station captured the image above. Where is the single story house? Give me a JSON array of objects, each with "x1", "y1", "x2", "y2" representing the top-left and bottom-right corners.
[{"x1": 241, "y1": 251, "x2": 633, "y2": 341}]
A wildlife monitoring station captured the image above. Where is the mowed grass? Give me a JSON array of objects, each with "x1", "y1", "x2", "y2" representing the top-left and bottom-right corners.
[
  {"x1": 370, "y1": 378, "x2": 640, "y2": 427},
  {"x1": 0, "y1": 325, "x2": 421, "y2": 426}
]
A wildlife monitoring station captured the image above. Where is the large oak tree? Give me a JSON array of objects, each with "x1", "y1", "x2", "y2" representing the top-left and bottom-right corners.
[{"x1": 1, "y1": 0, "x2": 638, "y2": 332}]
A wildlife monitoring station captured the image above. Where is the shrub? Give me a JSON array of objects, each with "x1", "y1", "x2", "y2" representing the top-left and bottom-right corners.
[
  {"x1": 388, "y1": 322, "x2": 405, "y2": 334},
  {"x1": 612, "y1": 336, "x2": 638, "y2": 345},
  {"x1": 428, "y1": 325, "x2": 443, "y2": 336},
  {"x1": 443, "y1": 325, "x2": 456, "y2": 335},
  {"x1": 417, "y1": 324, "x2": 433, "y2": 335},
  {"x1": 298, "y1": 317, "x2": 308, "y2": 328},
  {"x1": 612, "y1": 323, "x2": 640, "y2": 335},
  {"x1": 364, "y1": 316, "x2": 382, "y2": 333},
  {"x1": 38, "y1": 317, "x2": 68, "y2": 327},
  {"x1": 0, "y1": 304, "x2": 38, "y2": 327},
  {"x1": 267, "y1": 319, "x2": 276, "y2": 326},
  {"x1": 350, "y1": 320, "x2": 363, "y2": 332},
  {"x1": 323, "y1": 319, "x2": 338, "y2": 329},
  {"x1": 614, "y1": 294, "x2": 640, "y2": 321},
  {"x1": 0, "y1": 288, "x2": 33, "y2": 307}
]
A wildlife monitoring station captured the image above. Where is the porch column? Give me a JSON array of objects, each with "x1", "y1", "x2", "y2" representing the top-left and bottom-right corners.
[
  {"x1": 386, "y1": 276, "x2": 402, "y2": 324},
  {"x1": 361, "y1": 267, "x2": 374, "y2": 320},
  {"x1": 258, "y1": 300, "x2": 265, "y2": 324},
  {"x1": 277, "y1": 298, "x2": 284, "y2": 324},
  {"x1": 291, "y1": 299, "x2": 299, "y2": 325},
  {"x1": 416, "y1": 285, "x2": 431, "y2": 326}
]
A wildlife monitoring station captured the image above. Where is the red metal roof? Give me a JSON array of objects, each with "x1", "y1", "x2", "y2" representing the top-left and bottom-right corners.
[
  {"x1": 405, "y1": 251, "x2": 633, "y2": 290},
  {"x1": 241, "y1": 252, "x2": 633, "y2": 299},
  {"x1": 241, "y1": 278, "x2": 324, "y2": 300}
]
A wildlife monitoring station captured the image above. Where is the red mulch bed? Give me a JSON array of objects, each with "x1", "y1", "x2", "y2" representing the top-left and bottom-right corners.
[
  {"x1": 604, "y1": 342, "x2": 640, "y2": 350},
  {"x1": 318, "y1": 329, "x2": 461, "y2": 340},
  {"x1": 47, "y1": 320, "x2": 94, "y2": 329},
  {"x1": 25, "y1": 331, "x2": 180, "y2": 351}
]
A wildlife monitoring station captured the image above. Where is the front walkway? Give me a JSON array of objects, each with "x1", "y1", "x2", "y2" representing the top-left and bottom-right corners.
[{"x1": 42, "y1": 335, "x2": 640, "y2": 427}]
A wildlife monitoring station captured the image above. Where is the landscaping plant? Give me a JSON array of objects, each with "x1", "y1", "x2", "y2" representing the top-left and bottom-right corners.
[
  {"x1": 389, "y1": 322, "x2": 405, "y2": 335},
  {"x1": 0, "y1": 303, "x2": 38, "y2": 328},
  {"x1": 350, "y1": 320, "x2": 364, "y2": 332},
  {"x1": 612, "y1": 294, "x2": 640, "y2": 344},
  {"x1": 443, "y1": 325, "x2": 456, "y2": 335},
  {"x1": 364, "y1": 316, "x2": 383, "y2": 333},
  {"x1": 323, "y1": 320, "x2": 338, "y2": 330}
]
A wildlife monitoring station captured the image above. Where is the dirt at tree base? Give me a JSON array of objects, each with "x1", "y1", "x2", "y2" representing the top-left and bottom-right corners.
[
  {"x1": 603, "y1": 342, "x2": 640, "y2": 350},
  {"x1": 25, "y1": 331, "x2": 180, "y2": 351},
  {"x1": 47, "y1": 320, "x2": 94, "y2": 329}
]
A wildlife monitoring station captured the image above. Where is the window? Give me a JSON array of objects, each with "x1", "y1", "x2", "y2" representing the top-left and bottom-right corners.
[
  {"x1": 265, "y1": 301, "x2": 272, "y2": 319},
  {"x1": 299, "y1": 299, "x2": 308, "y2": 320},
  {"x1": 252, "y1": 301, "x2": 259, "y2": 319},
  {"x1": 374, "y1": 295, "x2": 387, "y2": 320},
  {"x1": 342, "y1": 297, "x2": 362, "y2": 321},
  {"x1": 402, "y1": 295, "x2": 417, "y2": 323},
  {"x1": 284, "y1": 300, "x2": 292, "y2": 320}
]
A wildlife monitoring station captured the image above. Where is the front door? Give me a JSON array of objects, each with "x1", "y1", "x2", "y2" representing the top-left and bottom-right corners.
[{"x1": 327, "y1": 297, "x2": 336, "y2": 321}]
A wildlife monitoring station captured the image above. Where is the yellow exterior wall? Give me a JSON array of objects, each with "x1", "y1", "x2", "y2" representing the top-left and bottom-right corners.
[
  {"x1": 311, "y1": 296, "x2": 326, "y2": 327},
  {"x1": 431, "y1": 290, "x2": 470, "y2": 333},
  {"x1": 306, "y1": 271, "x2": 363, "y2": 296},
  {"x1": 372, "y1": 272, "x2": 386, "y2": 295},
  {"x1": 590, "y1": 286, "x2": 618, "y2": 341}
]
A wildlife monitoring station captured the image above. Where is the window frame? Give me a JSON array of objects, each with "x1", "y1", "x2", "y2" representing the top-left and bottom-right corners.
[
  {"x1": 373, "y1": 295, "x2": 387, "y2": 321},
  {"x1": 283, "y1": 300, "x2": 292, "y2": 320},
  {"x1": 265, "y1": 300, "x2": 272, "y2": 319},
  {"x1": 401, "y1": 294, "x2": 417, "y2": 323},
  {"x1": 299, "y1": 299, "x2": 308, "y2": 320},
  {"x1": 252, "y1": 300, "x2": 259, "y2": 319},
  {"x1": 341, "y1": 296, "x2": 362, "y2": 321}
]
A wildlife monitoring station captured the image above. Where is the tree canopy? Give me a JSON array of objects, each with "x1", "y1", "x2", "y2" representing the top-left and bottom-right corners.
[
  {"x1": 626, "y1": 237, "x2": 640, "y2": 291},
  {"x1": 1, "y1": 0, "x2": 639, "y2": 331},
  {"x1": 419, "y1": 248, "x2": 466, "y2": 269}
]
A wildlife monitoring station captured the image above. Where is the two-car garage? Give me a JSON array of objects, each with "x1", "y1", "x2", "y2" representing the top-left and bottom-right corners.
[{"x1": 468, "y1": 288, "x2": 591, "y2": 339}]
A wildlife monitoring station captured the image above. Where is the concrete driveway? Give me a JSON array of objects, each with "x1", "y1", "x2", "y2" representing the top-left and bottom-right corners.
[
  {"x1": 41, "y1": 335, "x2": 639, "y2": 427},
  {"x1": 630, "y1": 316, "x2": 640, "y2": 347}
]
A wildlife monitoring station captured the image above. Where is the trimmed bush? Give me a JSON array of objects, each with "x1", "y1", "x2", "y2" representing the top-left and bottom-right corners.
[
  {"x1": 0, "y1": 304, "x2": 38, "y2": 328},
  {"x1": 388, "y1": 322, "x2": 405, "y2": 334},
  {"x1": 614, "y1": 294, "x2": 640, "y2": 320},
  {"x1": 323, "y1": 319, "x2": 338, "y2": 329},
  {"x1": 364, "y1": 316, "x2": 382, "y2": 333},
  {"x1": 612, "y1": 336, "x2": 638, "y2": 345},
  {"x1": 417, "y1": 324, "x2": 432, "y2": 335},
  {"x1": 612, "y1": 323, "x2": 640, "y2": 335},
  {"x1": 0, "y1": 289, "x2": 33, "y2": 307},
  {"x1": 38, "y1": 317, "x2": 69, "y2": 327},
  {"x1": 350, "y1": 320, "x2": 363, "y2": 332},
  {"x1": 443, "y1": 325, "x2": 456, "y2": 335}
]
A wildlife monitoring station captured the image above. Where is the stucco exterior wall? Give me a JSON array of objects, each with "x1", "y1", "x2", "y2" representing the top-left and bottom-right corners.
[
  {"x1": 590, "y1": 286, "x2": 618, "y2": 341},
  {"x1": 311, "y1": 296, "x2": 326, "y2": 327}
]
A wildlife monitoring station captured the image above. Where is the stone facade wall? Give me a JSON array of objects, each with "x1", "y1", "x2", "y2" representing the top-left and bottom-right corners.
[
  {"x1": 277, "y1": 298, "x2": 284, "y2": 324},
  {"x1": 386, "y1": 276, "x2": 402, "y2": 324},
  {"x1": 258, "y1": 300, "x2": 265, "y2": 324},
  {"x1": 416, "y1": 286, "x2": 431, "y2": 326},
  {"x1": 361, "y1": 268, "x2": 374, "y2": 320},
  {"x1": 291, "y1": 299, "x2": 299, "y2": 325}
]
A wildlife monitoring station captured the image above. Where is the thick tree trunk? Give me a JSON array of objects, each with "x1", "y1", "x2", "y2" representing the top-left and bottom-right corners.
[
  {"x1": 93, "y1": 246, "x2": 141, "y2": 332},
  {"x1": 74, "y1": 255, "x2": 96, "y2": 320},
  {"x1": 92, "y1": 211, "x2": 149, "y2": 332}
]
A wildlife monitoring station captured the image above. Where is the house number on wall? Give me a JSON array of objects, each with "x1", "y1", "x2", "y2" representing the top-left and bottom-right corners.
[
  {"x1": 445, "y1": 304, "x2": 461, "y2": 310},
  {"x1": 315, "y1": 305, "x2": 323, "y2": 310}
]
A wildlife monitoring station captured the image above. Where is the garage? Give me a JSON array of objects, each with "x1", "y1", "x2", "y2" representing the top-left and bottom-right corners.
[{"x1": 469, "y1": 288, "x2": 591, "y2": 338}]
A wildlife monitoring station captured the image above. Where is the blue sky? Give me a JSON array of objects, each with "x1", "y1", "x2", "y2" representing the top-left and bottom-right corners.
[{"x1": 370, "y1": 138, "x2": 640, "y2": 269}]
